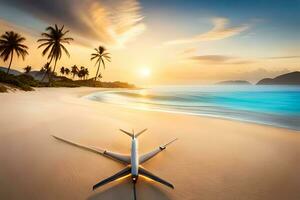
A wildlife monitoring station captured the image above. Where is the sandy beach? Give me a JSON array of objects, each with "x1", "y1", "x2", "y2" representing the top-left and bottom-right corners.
[{"x1": 0, "y1": 87, "x2": 300, "y2": 200}]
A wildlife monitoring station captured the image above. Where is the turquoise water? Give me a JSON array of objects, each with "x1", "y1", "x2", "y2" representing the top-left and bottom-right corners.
[{"x1": 86, "y1": 85, "x2": 300, "y2": 130}]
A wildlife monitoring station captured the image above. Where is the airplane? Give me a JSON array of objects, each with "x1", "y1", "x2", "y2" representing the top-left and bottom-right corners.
[{"x1": 52, "y1": 128, "x2": 178, "y2": 200}]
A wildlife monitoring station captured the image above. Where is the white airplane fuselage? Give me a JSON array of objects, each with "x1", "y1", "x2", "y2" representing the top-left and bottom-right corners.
[
  {"x1": 131, "y1": 138, "x2": 139, "y2": 181},
  {"x1": 52, "y1": 128, "x2": 177, "y2": 197}
]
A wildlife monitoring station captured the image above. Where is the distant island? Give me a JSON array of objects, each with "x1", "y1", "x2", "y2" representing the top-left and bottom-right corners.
[
  {"x1": 215, "y1": 71, "x2": 300, "y2": 86},
  {"x1": 257, "y1": 71, "x2": 300, "y2": 85},
  {"x1": 216, "y1": 80, "x2": 251, "y2": 85}
]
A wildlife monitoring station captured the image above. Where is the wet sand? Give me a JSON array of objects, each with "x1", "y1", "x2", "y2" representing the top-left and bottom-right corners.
[{"x1": 0, "y1": 87, "x2": 300, "y2": 200}]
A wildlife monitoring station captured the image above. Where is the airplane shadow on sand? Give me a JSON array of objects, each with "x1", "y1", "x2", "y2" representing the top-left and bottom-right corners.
[{"x1": 87, "y1": 177, "x2": 171, "y2": 200}]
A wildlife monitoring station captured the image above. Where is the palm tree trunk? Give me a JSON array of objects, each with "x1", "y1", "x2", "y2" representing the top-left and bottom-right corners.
[
  {"x1": 6, "y1": 53, "x2": 13, "y2": 74},
  {"x1": 52, "y1": 59, "x2": 58, "y2": 74},
  {"x1": 49, "y1": 59, "x2": 58, "y2": 84},
  {"x1": 41, "y1": 70, "x2": 48, "y2": 82},
  {"x1": 95, "y1": 62, "x2": 101, "y2": 81},
  {"x1": 41, "y1": 57, "x2": 54, "y2": 82}
]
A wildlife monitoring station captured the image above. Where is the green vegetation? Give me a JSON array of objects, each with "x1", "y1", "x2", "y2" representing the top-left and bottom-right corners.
[
  {"x1": 75, "y1": 80, "x2": 135, "y2": 88},
  {"x1": 0, "y1": 70, "x2": 36, "y2": 91},
  {"x1": 0, "y1": 25, "x2": 135, "y2": 92},
  {"x1": 61, "y1": 65, "x2": 90, "y2": 80},
  {"x1": 0, "y1": 70, "x2": 135, "y2": 92}
]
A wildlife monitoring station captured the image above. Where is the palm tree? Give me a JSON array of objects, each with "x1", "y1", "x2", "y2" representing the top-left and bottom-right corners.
[
  {"x1": 0, "y1": 31, "x2": 29, "y2": 74},
  {"x1": 90, "y1": 46, "x2": 111, "y2": 81},
  {"x1": 71, "y1": 65, "x2": 78, "y2": 79},
  {"x1": 65, "y1": 68, "x2": 70, "y2": 76},
  {"x1": 84, "y1": 68, "x2": 89, "y2": 80},
  {"x1": 78, "y1": 67, "x2": 89, "y2": 80},
  {"x1": 37, "y1": 24, "x2": 73, "y2": 82},
  {"x1": 78, "y1": 66, "x2": 85, "y2": 80},
  {"x1": 98, "y1": 73, "x2": 103, "y2": 81},
  {"x1": 60, "y1": 66, "x2": 65, "y2": 76},
  {"x1": 23, "y1": 65, "x2": 32, "y2": 73},
  {"x1": 40, "y1": 63, "x2": 52, "y2": 82},
  {"x1": 41, "y1": 62, "x2": 51, "y2": 81},
  {"x1": 40, "y1": 67, "x2": 46, "y2": 73}
]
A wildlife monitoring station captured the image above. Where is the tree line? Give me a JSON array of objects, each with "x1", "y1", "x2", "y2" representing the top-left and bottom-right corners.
[{"x1": 0, "y1": 24, "x2": 111, "y2": 84}]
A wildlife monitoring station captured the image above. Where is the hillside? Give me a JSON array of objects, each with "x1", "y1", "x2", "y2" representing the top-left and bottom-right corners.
[
  {"x1": 0, "y1": 67, "x2": 22, "y2": 75},
  {"x1": 257, "y1": 71, "x2": 300, "y2": 85}
]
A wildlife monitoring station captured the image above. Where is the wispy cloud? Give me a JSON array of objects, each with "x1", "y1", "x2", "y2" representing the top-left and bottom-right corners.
[
  {"x1": 265, "y1": 55, "x2": 300, "y2": 59},
  {"x1": 83, "y1": 0, "x2": 146, "y2": 47},
  {"x1": 0, "y1": 0, "x2": 146, "y2": 47},
  {"x1": 0, "y1": 19, "x2": 35, "y2": 36},
  {"x1": 179, "y1": 47, "x2": 198, "y2": 55},
  {"x1": 189, "y1": 55, "x2": 231, "y2": 62},
  {"x1": 188, "y1": 54, "x2": 253, "y2": 65},
  {"x1": 164, "y1": 17, "x2": 250, "y2": 45}
]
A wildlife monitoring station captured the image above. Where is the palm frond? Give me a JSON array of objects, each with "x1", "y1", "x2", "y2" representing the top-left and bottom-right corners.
[
  {"x1": 61, "y1": 37, "x2": 73, "y2": 41},
  {"x1": 90, "y1": 45, "x2": 111, "y2": 74},
  {"x1": 41, "y1": 44, "x2": 52, "y2": 56},
  {"x1": 37, "y1": 24, "x2": 73, "y2": 67},
  {"x1": 41, "y1": 33, "x2": 53, "y2": 39},
  {"x1": 0, "y1": 31, "x2": 28, "y2": 63},
  {"x1": 17, "y1": 44, "x2": 28, "y2": 49},
  {"x1": 94, "y1": 57, "x2": 101, "y2": 67},
  {"x1": 37, "y1": 38, "x2": 52, "y2": 42},
  {"x1": 38, "y1": 42, "x2": 52, "y2": 49},
  {"x1": 101, "y1": 59, "x2": 106, "y2": 69},
  {"x1": 60, "y1": 44, "x2": 70, "y2": 57}
]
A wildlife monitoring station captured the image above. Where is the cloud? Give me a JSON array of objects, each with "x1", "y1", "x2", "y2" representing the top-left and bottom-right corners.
[
  {"x1": 265, "y1": 55, "x2": 300, "y2": 59},
  {"x1": 188, "y1": 55, "x2": 254, "y2": 65},
  {"x1": 179, "y1": 47, "x2": 198, "y2": 55},
  {"x1": 188, "y1": 54, "x2": 253, "y2": 65},
  {"x1": 190, "y1": 55, "x2": 231, "y2": 62},
  {"x1": 164, "y1": 17, "x2": 250, "y2": 45},
  {"x1": 0, "y1": 0, "x2": 146, "y2": 47},
  {"x1": 0, "y1": 19, "x2": 37, "y2": 37}
]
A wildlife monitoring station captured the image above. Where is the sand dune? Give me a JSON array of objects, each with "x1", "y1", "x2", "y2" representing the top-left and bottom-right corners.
[{"x1": 0, "y1": 87, "x2": 299, "y2": 200}]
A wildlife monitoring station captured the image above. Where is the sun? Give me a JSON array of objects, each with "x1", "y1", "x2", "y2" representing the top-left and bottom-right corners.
[{"x1": 139, "y1": 67, "x2": 151, "y2": 78}]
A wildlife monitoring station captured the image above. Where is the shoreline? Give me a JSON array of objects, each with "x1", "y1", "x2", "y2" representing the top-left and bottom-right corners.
[
  {"x1": 84, "y1": 89, "x2": 300, "y2": 132},
  {"x1": 0, "y1": 87, "x2": 300, "y2": 200}
]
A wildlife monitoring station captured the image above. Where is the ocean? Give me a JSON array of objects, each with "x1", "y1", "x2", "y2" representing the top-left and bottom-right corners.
[{"x1": 85, "y1": 85, "x2": 300, "y2": 131}]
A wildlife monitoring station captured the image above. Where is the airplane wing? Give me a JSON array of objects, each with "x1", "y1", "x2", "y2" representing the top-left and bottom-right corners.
[
  {"x1": 139, "y1": 138, "x2": 178, "y2": 164},
  {"x1": 93, "y1": 166, "x2": 131, "y2": 190},
  {"x1": 139, "y1": 167, "x2": 174, "y2": 189},
  {"x1": 52, "y1": 135, "x2": 131, "y2": 164}
]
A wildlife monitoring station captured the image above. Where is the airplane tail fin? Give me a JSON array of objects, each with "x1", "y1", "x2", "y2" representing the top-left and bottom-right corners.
[
  {"x1": 93, "y1": 166, "x2": 131, "y2": 190},
  {"x1": 139, "y1": 167, "x2": 174, "y2": 189},
  {"x1": 119, "y1": 128, "x2": 147, "y2": 138},
  {"x1": 119, "y1": 129, "x2": 134, "y2": 138},
  {"x1": 135, "y1": 128, "x2": 147, "y2": 138}
]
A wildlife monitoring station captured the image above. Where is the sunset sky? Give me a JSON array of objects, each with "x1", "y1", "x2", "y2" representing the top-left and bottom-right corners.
[{"x1": 0, "y1": 0, "x2": 299, "y2": 85}]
